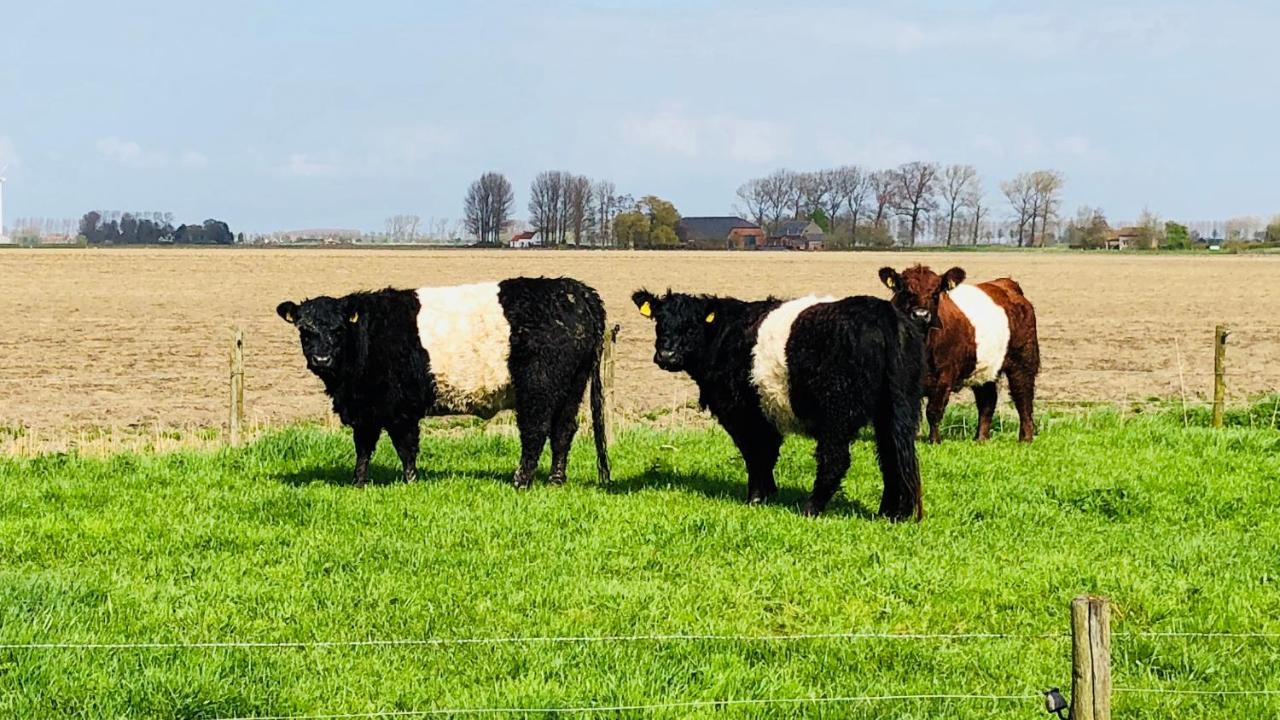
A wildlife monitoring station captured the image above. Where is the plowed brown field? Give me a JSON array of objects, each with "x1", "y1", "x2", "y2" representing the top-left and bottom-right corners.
[{"x1": 3, "y1": 248, "x2": 1277, "y2": 436}]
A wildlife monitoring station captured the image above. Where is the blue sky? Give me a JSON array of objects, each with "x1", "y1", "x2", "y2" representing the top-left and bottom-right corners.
[{"x1": 1, "y1": 0, "x2": 1276, "y2": 232}]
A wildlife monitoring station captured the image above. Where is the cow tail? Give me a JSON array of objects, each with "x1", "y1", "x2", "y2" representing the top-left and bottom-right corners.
[
  {"x1": 590, "y1": 325, "x2": 612, "y2": 485},
  {"x1": 874, "y1": 312, "x2": 925, "y2": 521}
]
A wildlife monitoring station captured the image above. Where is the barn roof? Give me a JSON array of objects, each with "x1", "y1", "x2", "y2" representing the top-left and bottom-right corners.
[{"x1": 678, "y1": 216, "x2": 761, "y2": 239}]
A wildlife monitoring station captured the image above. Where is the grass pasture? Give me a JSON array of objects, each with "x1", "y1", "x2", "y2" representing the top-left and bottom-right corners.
[{"x1": 1, "y1": 407, "x2": 1279, "y2": 718}]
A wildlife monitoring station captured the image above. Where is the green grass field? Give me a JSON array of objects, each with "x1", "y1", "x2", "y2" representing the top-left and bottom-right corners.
[{"x1": 1, "y1": 405, "x2": 1278, "y2": 719}]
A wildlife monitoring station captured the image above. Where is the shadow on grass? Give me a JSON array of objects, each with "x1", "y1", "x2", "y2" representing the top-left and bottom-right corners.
[
  {"x1": 276, "y1": 463, "x2": 512, "y2": 488},
  {"x1": 598, "y1": 467, "x2": 877, "y2": 520}
]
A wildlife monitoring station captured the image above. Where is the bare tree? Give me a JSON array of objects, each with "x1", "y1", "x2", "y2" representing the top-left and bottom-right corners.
[
  {"x1": 1001, "y1": 173, "x2": 1037, "y2": 247},
  {"x1": 869, "y1": 170, "x2": 897, "y2": 230},
  {"x1": 734, "y1": 177, "x2": 769, "y2": 229},
  {"x1": 591, "y1": 179, "x2": 620, "y2": 247},
  {"x1": 891, "y1": 161, "x2": 939, "y2": 247},
  {"x1": 384, "y1": 214, "x2": 422, "y2": 242},
  {"x1": 938, "y1": 164, "x2": 978, "y2": 246},
  {"x1": 565, "y1": 175, "x2": 592, "y2": 246},
  {"x1": 464, "y1": 172, "x2": 514, "y2": 244},
  {"x1": 809, "y1": 169, "x2": 844, "y2": 235},
  {"x1": 968, "y1": 190, "x2": 988, "y2": 245},
  {"x1": 1029, "y1": 170, "x2": 1064, "y2": 246},
  {"x1": 528, "y1": 171, "x2": 566, "y2": 245},
  {"x1": 832, "y1": 165, "x2": 869, "y2": 244},
  {"x1": 759, "y1": 169, "x2": 793, "y2": 232}
]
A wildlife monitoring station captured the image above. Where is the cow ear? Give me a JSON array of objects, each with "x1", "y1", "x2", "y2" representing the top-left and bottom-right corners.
[
  {"x1": 942, "y1": 267, "x2": 966, "y2": 291},
  {"x1": 631, "y1": 289, "x2": 658, "y2": 320},
  {"x1": 878, "y1": 267, "x2": 900, "y2": 291},
  {"x1": 276, "y1": 301, "x2": 298, "y2": 324}
]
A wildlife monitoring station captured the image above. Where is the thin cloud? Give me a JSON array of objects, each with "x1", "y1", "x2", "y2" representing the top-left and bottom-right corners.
[{"x1": 620, "y1": 104, "x2": 790, "y2": 164}]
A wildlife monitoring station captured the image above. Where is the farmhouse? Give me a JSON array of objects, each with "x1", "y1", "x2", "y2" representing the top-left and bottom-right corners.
[
  {"x1": 770, "y1": 220, "x2": 825, "y2": 251},
  {"x1": 510, "y1": 230, "x2": 544, "y2": 249},
  {"x1": 1104, "y1": 227, "x2": 1143, "y2": 250},
  {"x1": 676, "y1": 216, "x2": 766, "y2": 250}
]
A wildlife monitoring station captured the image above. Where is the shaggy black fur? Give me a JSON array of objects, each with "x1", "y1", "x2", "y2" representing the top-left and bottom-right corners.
[
  {"x1": 631, "y1": 289, "x2": 925, "y2": 520},
  {"x1": 497, "y1": 277, "x2": 609, "y2": 489},
  {"x1": 277, "y1": 277, "x2": 609, "y2": 488}
]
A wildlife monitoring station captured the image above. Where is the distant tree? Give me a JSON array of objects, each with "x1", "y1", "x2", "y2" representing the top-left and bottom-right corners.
[
  {"x1": 1267, "y1": 216, "x2": 1280, "y2": 243},
  {"x1": 833, "y1": 165, "x2": 869, "y2": 245},
  {"x1": 464, "y1": 172, "x2": 514, "y2": 244},
  {"x1": 528, "y1": 171, "x2": 568, "y2": 245},
  {"x1": 1165, "y1": 221, "x2": 1191, "y2": 249},
  {"x1": 613, "y1": 209, "x2": 647, "y2": 250},
  {"x1": 1001, "y1": 173, "x2": 1037, "y2": 247},
  {"x1": 385, "y1": 214, "x2": 422, "y2": 242},
  {"x1": 590, "y1": 179, "x2": 621, "y2": 247},
  {"x1": 1029, "y1": 170, "x2": 1065, "y2": 246},
  {"x1": 79, "y1": 211, "x2": 101, "y2": 243},
  {"x1": 566, "y1": 174, "x2": 592, "y2": 246},
  {"x1": 1064, "y1": 206, "x2": 1110, "y2": 249},
  {"x1": 938, "y1": 164, "x2": 979, "y2": 246},
  {"x1": 891, "y1": 161, "x2": 939, "y2": 246},
  {"x1": 734, "y1": 177, "x2": 770, "y2": 229},
  {"x1": 1132, "y1": 208, "x2": 1165, "y2": 250},
  {"x1": 868, "y1": 170, "x2": 897, "y2": 232}
]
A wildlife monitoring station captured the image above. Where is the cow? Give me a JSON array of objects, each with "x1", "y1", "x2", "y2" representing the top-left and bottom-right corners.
[
  {"x1": 277, "y1": 277, "x2": 610, "y2": 488},
  {"x1": 631, "y1": 289, "x2": 925, "y2": 520},
  {"x1": 878, "y1": 265, "x2": 1040, "y2": 444}
]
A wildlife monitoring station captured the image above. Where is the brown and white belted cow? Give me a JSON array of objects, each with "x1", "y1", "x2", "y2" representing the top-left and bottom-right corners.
[{"x1": 878, "y1": 265, "x2": 1040, "y2": 443}]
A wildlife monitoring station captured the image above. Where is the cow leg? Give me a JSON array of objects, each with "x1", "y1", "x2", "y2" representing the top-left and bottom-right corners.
[
  {"x1": 924, "y1": 385, "x2": 951, "y2": 444},
  {"x1": 512, "y1": 403, "x2": 552, "y2": 490},
  {"x1": 803, "y1": 435, "x2": 851, "y2": 517},
  {"x1": 547, "y1": 366, "x2": 592, "y2": 486},
  {"x1": 387, "y1": 420, "x2": 421, "y2": 483},
  {"x1": 973, "y1": 382, "x2": 998, "y2": 442},
  {"x1": 351, "y1": 422, "x2": 381, "y2": 487},
  {"x1": 725, "y1": 419, "x2": 782, "y2": 504},
  {"x1": 1007, "y1": 369, "x2": 1037, "y2": 442}
]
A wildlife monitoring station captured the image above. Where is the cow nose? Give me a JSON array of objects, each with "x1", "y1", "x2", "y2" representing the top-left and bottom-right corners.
[
  {"x1": 912, "y1": 308, "x2": 931, "y2": 321},
  {"x1": 311, "y1": 354, "x2": 332, "y2": 366},
  {"x1": 656, "y1": 349, "x2": 676, "y2": 363}
]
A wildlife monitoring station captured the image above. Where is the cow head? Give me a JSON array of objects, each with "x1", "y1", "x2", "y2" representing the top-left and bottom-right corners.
[
  {"x1": 879, "y1": 265, "x2": 966, "y2": 325},
  {"x1": 632, "y1": 289, "x2": 718, "y2": 372},
  {"x1": 276, "y1": 296, "x2": 362, "y2": 376}
]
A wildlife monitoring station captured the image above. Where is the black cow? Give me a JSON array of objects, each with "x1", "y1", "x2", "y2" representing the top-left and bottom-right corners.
[
  {"x1": 277, "y1": 277, "x2": 610, "y2": 488},
  {"x1": 631, "y1": 289, "x2": 925, "y2": 519}
]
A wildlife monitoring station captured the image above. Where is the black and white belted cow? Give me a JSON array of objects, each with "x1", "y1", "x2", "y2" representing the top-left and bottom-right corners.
[
  {"x1": 631, "y1": 288, "x2": 926, "y2": 520},
  {"x1": 277, "y1": 277, "x2": 610, "y2": 488}
]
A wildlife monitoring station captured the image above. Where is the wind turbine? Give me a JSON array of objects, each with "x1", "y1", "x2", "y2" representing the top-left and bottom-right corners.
[{"x1": 0, "y1": 165, "x2": 7, "y2": 242}]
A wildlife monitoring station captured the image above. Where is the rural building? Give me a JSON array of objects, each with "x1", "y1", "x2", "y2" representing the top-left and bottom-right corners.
[
  {"x1": 1105, "y1": 227, "x2": 1143, "y2": 250},
  {"x1": 770, "y1": 220, "x2": 826, "y2": 251},
  {"x1": 677, "y1": 216, "x2": 766, "y2": 250},
  {"x1": 510, "y1": 230, "x2": 544, "y2": 249}
]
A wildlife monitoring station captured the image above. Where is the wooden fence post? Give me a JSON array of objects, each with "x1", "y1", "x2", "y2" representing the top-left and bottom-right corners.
[
  {"x1": 1212, "y1": 325, "x2": 1229, "y2": 429},
  {"x1": 601, "y1": 324, "x2": 620, "y2": 445},
  {"x1": 1070, "y1": 595, "x2": 1112, "y2": 720},
  {"x1": 229, "y1": 328, "x2": 245, "y2": 446}
]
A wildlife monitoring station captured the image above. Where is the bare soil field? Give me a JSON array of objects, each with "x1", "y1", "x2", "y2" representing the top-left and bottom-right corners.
[{"x1": 2, "y1": 248, "x2": 1277, "y2": 437}]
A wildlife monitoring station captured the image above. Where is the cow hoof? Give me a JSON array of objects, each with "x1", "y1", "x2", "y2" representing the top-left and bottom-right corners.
[
  {"x1": 548, "y1": 472, "x2": 567, "y2": 486},
  {"x1": 747, "y1": 492, "x2": 772, "y2": 506},
  {"x1": 801, "y1": 502, "x2": 823, "y2": 518},
  {"x1": 511, "y1": 472, "x2": 533, "y2": 490}
]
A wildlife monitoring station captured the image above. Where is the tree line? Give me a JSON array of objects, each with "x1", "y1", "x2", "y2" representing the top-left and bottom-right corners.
[
  {"x1": 78, "y1": 211, "x2": 236, "y2": 245},
  {"x1": 463, "y1": 170, "x2": 681, "y2": 248}
]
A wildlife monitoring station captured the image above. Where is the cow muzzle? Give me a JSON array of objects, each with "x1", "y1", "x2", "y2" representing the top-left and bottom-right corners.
[
  {"x1": 309, "y1": 354, "x2": 334, "y2": 369},
  {"x1": 654, "y1": 349, "x2": 681, "y2": 370},
  {"x1": 911, "y1": 308, "x2": 932, "y2": 323}
]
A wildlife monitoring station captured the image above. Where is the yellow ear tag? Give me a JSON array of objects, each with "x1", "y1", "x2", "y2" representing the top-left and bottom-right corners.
[
  {"x1": 639, "y1": 301, "x2": 651, "y2": 317},
  {"x1": 285, "y1": 310, "x2": 295, "y2": 323},
  {"x1": 947, "y1": 279, "x2": 957, "y2": 290},
  {"x1": 705, "y1": 311, "x2": 716, "y2": 324},
  {"x1": 885, "y1": 276, "x2": 895, "y2": 289},
  {"x1": 348, "y1": 311, "x2": 359, "y2": 323}
]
